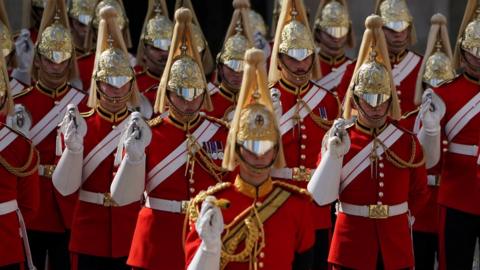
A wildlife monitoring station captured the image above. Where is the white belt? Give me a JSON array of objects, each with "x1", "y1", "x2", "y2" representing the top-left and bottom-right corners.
[
  {"x1": 0, "y1": 199, "x2": 18, "y2": 215},
  {"x1": 427, "y1": 175, "x2": 441, "y2": 187},
  {"x1": 38, "y1": 164, "x2": 56, "y2": 178},
  {"x1": 338, "y1": 201, "x2": 408, "y2": 219},
  {"x1": 448, "y1": 142, "x2": 479, "y2": 157},
  {"x1": 79, "y1": 189, "x2": 118, "y2": 207},
  {"x1": 0, "y1": 200, "x2": 36, "y2": 269},
  {"x1": 270, "y1": 167, "x2": 313, "y2": 181},
  {"x1": 144, "y1": 196, "x2": 189, "y2": 214}
]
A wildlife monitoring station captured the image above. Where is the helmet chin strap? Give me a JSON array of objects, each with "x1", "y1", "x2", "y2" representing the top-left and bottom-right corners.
[
  {"x1": 353, "y1": 95, "x2": 391, "y2": 122},
  {"x1": 218, "y1": 64, "x2": 241, "y2": 92},
  {"x1": 96, "y1": 81, "x2": 133, "y2": 105},
  {"x1": 278, "y1": 55, "x2": 313, "y2": 82},
  {"x1": 166, "y1": 91, "x2": 204, "y2": 119},
  {"x1": 461, "y1": 50, "x2": 480, "y2": 76}
]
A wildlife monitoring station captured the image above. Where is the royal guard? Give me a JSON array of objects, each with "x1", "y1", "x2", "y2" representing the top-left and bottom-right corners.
[
  {"x1": 109, "y1": 8, "x2": 230, "y2": 270},
  {"x1": 52, "y1": 6, "x2": 142, "y2": 269},
  {"x1": 0, "y1": 53, "x2": 40, "y2": 270},
  {"x1": 135, "y1": 0, "x2": 172, "y2": 105},
  {"x1": 308, "y1": 15, "x2": 428, "y2": 269},
  {"x1": 412, "y1": 13, "x2": 455, "y2": 270},
  {"x1": 175, "y1": 0, "x2": 215, "y2": 77},
  {"x1": 417, "y1": 0, "x2": 480, "y2": 268},
  {"x1": 209, "y1": 0, "x2": 254, "y2": 121},
  {"x1": 13, "y1": 0, "x2": 86, "y2": 268},
  {"x1": 312, "y1": 0, "x2": 355, "y2": 91},
  {"x1": 68, "y1": 0, "x2": 98, "y2": 91},
  {"x1": 0, "y1": 0, "x2": 33, "y2": 96},
  {"x1": 248, "y1": 8, "x2": 271, "y2": 60},
  {"x1": 337, "y1": 0, "x2": 422, "y2": 131},
  {"x1": 268, "y1": 0, "x2": 341, "y2": 268},
  {"x1": 185, "y1": 48, "x2": 315, "y2": 270}
]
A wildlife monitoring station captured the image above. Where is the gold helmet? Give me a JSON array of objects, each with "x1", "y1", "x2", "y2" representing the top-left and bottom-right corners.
[
  {"x1": 375, "y1": 0, "x2": 416, "y2": 45},
  {"x1": 87, "y1": 6, "x2": 139, "y2": 108},
  {"x1": 175, "y1": 0, "x2": 214, "y2": 74},
  {"x1": 249, "y1": 9, "x2": 267, "y2": 37},
  {"x1": 155, "y1": 8, "x2": 211, "y2": 113},
  {"x1": 143, "y1": 5, "x2": 173, "y2": 51},
  {"x1": 217, "y1": 0, "x2": 254, "y2": 73},
  {"x1": 68, "y1": 0, "x2": 98, "y2": 26},
  {"x1": 343, "y1": 15, "x2": 401, "y2": 120},
  {"x1": 92, "y1": 0, "x2": 126, "y2": 30},
  {"x1": 415, "y1": 13, "x2": 455, "y2": 105},
  {"x1": 269, "y1": 0, "x2": 321, "y2": 82},
  {"x1": 314, "y1": 0, "x2": 350, "y2": 39},
  {"x1": 454, "y1": 0, "x2": 480, "y2": 69},
  {"x1": 34, "y1": 0, "x2": 79, "y2": 82},
  {"x1": 0, "y1": 0, "x2": 13, "y2": 57},
  {"x1": 223, "y1": 48, "x2": 285, "y2": 171}
]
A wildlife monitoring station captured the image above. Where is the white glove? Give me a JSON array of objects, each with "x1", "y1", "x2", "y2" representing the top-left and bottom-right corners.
[
  {"x1": 270, "y1": 88, "x2": 283, "y2": 121},
  {"x1": 418, "y1": 89, "x2": 445, "y2": 135},
  {"x1": 326, "y1": 118, "x2": 351, "y2": 158},
  {"x1": 196, "y1": 196, "x2": 224, "y2": 253},
  {"x1": 11, "y1": 29, "x2": 34, "y2": 85},
  {"x1": 123, "y1": 112, "x2": 152, "y2": 163},
  {"x1": 6, "y1": 104, "x2": 32, "y2": 137},
  {"x1": 60, "y1": 104, "x2": 87, "y2": 152}
]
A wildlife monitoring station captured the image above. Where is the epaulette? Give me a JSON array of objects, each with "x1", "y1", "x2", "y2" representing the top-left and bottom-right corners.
[
  {"x1": 80, "y1": 108, "x2": 95, "y2": 118},
  {"x1": 147, "y1": 115, "x2": 163, "y2": 127},
  {"x1": 200, "y1": 112, "x2": 229, "y2": 128},
  {"x1": 144, "y1": 83, "x2": 159, "y2": 94},
  {"x1": 187, "y1": 182, "x2": 232, "y2": 222},
  {"x1": 12, "y1": 86, "x2": 34, "y2": 99},
  {"x1": 272, "y1": 180, "x2": 311, "y2": 198}
]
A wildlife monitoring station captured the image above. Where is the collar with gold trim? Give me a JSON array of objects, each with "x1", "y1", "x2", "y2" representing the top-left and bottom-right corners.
[
  {"x1": 36, "y1": 81, "x2": 69, "y2": 99},
  {"x1": 96, "y1": 105, "x2": 129, "y2": 123},
  {"x1": 389, "y1": 50, "x2": 408, "y2": 65},
  {"x1": 463, "y1": 72, "x2": 480, "y2": 85},
  {"x1": 146, "y1": 68, "x2": 162, "y2": 81},
  {"x1": 355, "y1": 118, "x2": 388, "y2": 136},
  {"x1": 319, "y1": 51, "x2": 346, "y2": 66},
  {"x1": 219, "y1": 83, "x2": 239, "y2": 103},
  {"x1": 167, "y1": 111, "x2": 201, "y2": 131},
  {"x1": 234, "y1": 175, "x2": 273, "y2": 199},
  {"x1": 279, "y1": 77, "x2": 310, "y2": 95}
]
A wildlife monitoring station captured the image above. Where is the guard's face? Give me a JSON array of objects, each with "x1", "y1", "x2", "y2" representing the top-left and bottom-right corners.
[
  {"x1": 220, "y1": 64, "x2": 243, "y2": 90},
  {"x1": 38, "y1": 55, "x2": 70, "y2": 77},
  {"x1": 239, "y1": 146, "x2": 277, "y2": 169},
  {"x1": 144, "y1": 44, "x2": 169, "y2": 74},
  {"x1": 356, "y1": 97, "x2": 390, "y2": 121},
  {"x1": 314, "y1": 29, "x2": 347, "y2": 51},
  {"x1": 462, "y1": 49, "x2": 480, "y2": 76},
  {"x1": 98, "y1": 81, "x2": 132, "y2": 111},
  {"x1": 382, "y1": 26, "x2": 410, "y2": 55},
  {"x1": 167, "y1": 91, "x2": 204, "y2": 115},
  {"x1": 70, "y1": 17, "x2": 89, "y2": 40},
  {"x1": 280, "y1": 53, "x2": 314, "y2": 75}
]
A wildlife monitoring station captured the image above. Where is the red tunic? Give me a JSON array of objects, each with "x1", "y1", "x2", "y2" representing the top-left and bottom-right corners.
[
  {"x1": 0, "y1": 124, "x2": 39, "y2": 266},
  {"x1": 69, "y1": 107, "x2": 141, "y2": 258},
  {"x1": 270, "y1": 78, "x2": 341, "y2": 230},
  {"x1": 76, "y1": 51, "x2": 95, "y2": 91},
  {"x1": 435, "y1": 74, "x2": 480, "y2": 215},
  {"x1": 135, "y1": 66, "x2": 160, "y2": 105},
  {"x1": 318, "y1": 53, "x2": 352, "y2": 78},
  {"x1": 324, "y1": 120, "x2": 428, "y2": 269},
  {"x1": 14, "y1": 83, "x2": 87, "y2": 232},
  {"x1": 209, "y1": 84, "x2": 237, "y2": 121},
  {"x1": 336, "y1": 51, "x2": 423, "y2": 131},
  {"x1": 184, "y1": 177, "x2": 315, "y2": 270},
  {"x1": 127, "y1": 113, "x2": 231, "y2": 270}
]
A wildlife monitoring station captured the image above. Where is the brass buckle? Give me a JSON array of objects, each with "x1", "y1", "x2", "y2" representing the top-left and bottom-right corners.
[
  {"x1": 292, "y1": 167, "x2": 312, "y2": 182},
  {"x1": 181, "y1": 200, "x2": 190, "y2": 214},
  {"x1": 368, "y1": 204, "x2": 389, "y2": 219},
  {"x1": 41, "y1": 165, "x2": 56, "y2": 178},
  {"x1": 103, "y1": 193, "x2": 117, "y2": 207}
]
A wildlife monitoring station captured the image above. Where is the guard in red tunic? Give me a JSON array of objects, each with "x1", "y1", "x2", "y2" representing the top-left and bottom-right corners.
[
  {"x1": 185, "y1": 48, "x2": 315, "y2": 270},
  {"x1": 411, "y1": 13, "x2": 456, "y2": 270},
  {"x1": 14, "y1": 1, "x2": 87, "y2": 268},
  {"x1": 68, "y1": 0, "x2": 97, "y2": 91},
  {"x1": 308, "y1": 15, "x2": 428, "y2": 269},
  {"x1": 0, "y1": 53, "x2": 40, "y2": 270},
  {"x1": 208, "y1": 0, "x2": 254, "y2": 122},
  {"x1": 417, "y1": 1, "x2": 480, "y2": 268},
  {"x1": 52, "y1": 6, "x2": 142, "y2": 269},
  {"x1": 268, "y1": 0, "x2": 341, "y2": 268},
  {"x1": 109, "y1": 9, "x2": 231, "y2": 270},
  {"x1": 312, "y1": 0, "x2": 355, "y2": 91},
  {"x1": 336, "y1": 0, "x2": 423, "y2": 131},
  {"x1": 134, "y1": 0, "x2": 172, "y2": 105}
]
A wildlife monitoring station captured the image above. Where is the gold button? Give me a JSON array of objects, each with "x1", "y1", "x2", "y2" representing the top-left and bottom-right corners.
[
  {"x1": 189, "y1": 187, "x2": 195, "y2": 193},
  {"x1": 255, "y1": 202, "x2": 262, "y2": 207},
  {"x1": 301, "y1": 134, "x2": 307, "y2": 139},
  {"x1": 442, "y1": 140, "x2": 448, "y2": 145},
  {"x1": 259, "y1": 262, "x2": 264, "y2": 268},
  {"x1": 379, "y1": 172, "x2": 384, "y2": 178},
  {"x1": 397, "y1": 91, "x2": 401, "y2": 95},
  {"x1": 301, "y1": 144, "x2": 306, "y2": 149},
  {"x1": 300, "y1": 125, "x2": 306, "y2": 130},
  {"x1": 189, "y1": 179, "x2": 195, "y2": 184},
  {"x1": 379, "y1": 192, "x2": 384, "y2": 197},
  {"x1": 379, "y1": 163, "x2": 384, "y2": 168},
  {"x1": 379, "y1": 156, "x2": 383, "y2": 161},
  {"x1": 260, "y1": 252, "x2": 265, "y2": 258},
  {"x1": 379, "y1": 182, "x2": 384, "y2": 187},
  {"x1": 377, "y1": 201, "x2": 382, "y2": 205},
  {"x1": 300, "y1": 154, "x2": 306, "y2": 160},
  {"x1": 54, "y1": 101, "x2": 60, "y2": 105},
  {"x1": 442, "y1": 148, "x2": 448, "y2": 153},
  {"x1": 112, "y1": 125, "x2": 117, "y2": 129},
  {"x1": 299, "y1": 165, "x2": 305, "y2": 170}
]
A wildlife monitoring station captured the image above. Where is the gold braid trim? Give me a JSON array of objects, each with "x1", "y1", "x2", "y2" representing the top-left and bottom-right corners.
[
  {"x1": 147, "y1": 115, "x2": 163, "y2": 127},
  {"x1": 187, "y1": 182, "x2": 232, "y2": 223},
  {"x1": 272, "y1": 180, "x2": 312, "y2": 197},
  {"x1": 376, "y1": 134, "x2": 425, "y2": 169},
  {"x1": 296, "y1": 91, "x2": 342, "y2": 130},
  {"x1": 200, "y1": 113, "x2": 230, "y2": 129},
  {"x1": 0, "y1": 143, "x2": 39, "y2": 177}
]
